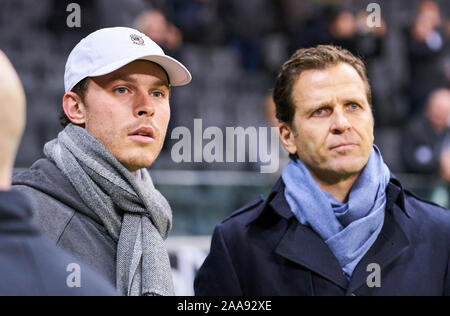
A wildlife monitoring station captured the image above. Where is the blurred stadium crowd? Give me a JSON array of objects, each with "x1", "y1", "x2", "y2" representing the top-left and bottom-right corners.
[{"x1": 2, "y1": 0, "x2": 450, "y2": 234}]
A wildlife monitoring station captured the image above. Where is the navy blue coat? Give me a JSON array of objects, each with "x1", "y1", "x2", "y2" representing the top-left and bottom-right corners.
[
  {"x1": 195, "y1": 178, "x2": 450, "y2": 296},
  {"x1": 0, "y1": 189, "x2": 118, "y2": 296}
]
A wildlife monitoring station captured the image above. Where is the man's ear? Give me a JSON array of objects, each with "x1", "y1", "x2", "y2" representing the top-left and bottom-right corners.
[
  {"x1": 62, "y1": 92, "x2": 87, "y2": 126},
  {"x1": 279, "y1": 122, "x2": 298, "y2": 156}
]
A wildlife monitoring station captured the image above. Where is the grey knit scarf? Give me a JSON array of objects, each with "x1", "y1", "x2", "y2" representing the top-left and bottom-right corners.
[{"x1": 44, "y1": 124, "x2": 174, "y2": 296}]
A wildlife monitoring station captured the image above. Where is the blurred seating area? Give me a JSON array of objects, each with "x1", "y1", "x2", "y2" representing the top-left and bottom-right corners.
[{"x1": 3, "y1": 0, "x2": 450, "y2": 236}]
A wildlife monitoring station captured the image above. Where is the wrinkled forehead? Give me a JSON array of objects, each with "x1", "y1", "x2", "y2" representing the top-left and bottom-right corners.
[{"x1": 293, "y1": 63, "x2": 369, "y2": 107}]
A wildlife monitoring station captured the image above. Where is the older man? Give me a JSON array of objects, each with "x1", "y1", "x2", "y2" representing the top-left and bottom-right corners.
[
  {"x1": 195, "y1": 45, "x2": 450, "y2": 296},
  {"x1": 0, "y1": 50, "x2": 117, "y2": 296},
  {"x1": 13, "y1": 27, "x2": 191, "y2": 296}
]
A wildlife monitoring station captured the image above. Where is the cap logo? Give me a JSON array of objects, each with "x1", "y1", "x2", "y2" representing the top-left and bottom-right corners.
[{"x1": 130, "y1": 34, "x2": 145, "y2": 46}]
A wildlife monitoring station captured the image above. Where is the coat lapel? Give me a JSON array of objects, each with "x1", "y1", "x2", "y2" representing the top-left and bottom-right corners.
[
  {"x1": 266, "y1": 183, "x2": 349, "y2": 290},
  {"x1": 346, "y1": 191, "x2": 410, "y2": 295},
  {"x1": 275, "y1": 220, "x2": 349, "y2": 290}
]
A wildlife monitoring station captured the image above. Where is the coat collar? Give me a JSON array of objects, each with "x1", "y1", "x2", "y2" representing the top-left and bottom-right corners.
[
  {"x1": 386, "y1": 173, "x2": 410, "y2": 217},
  {"x1": 246, "y1": 176, "x2": 411, "y2": 292},
  {"x1": 247, "y1": 174, "x2": 409, "y2": 226}
]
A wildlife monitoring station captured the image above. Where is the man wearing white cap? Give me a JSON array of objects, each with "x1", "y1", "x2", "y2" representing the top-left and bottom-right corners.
[{"x1": 13, "y1": 27, "x2": 192, "y2": 296}]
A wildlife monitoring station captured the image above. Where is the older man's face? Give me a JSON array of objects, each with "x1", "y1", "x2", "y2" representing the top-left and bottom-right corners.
[
  {"x1": 281, "y1": 63, "x2": 374, "y2": 182},
  {"x1": 82, "y1": 60, "x2": 171, "y2": 173}
]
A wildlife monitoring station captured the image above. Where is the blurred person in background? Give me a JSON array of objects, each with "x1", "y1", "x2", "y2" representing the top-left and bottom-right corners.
[
  {"x1": 134, "y1": 10, "x2": 183, "y2": 53},
  {"x1": 406, "y1": 0, "x2": 448, "y2": 116},
  {"x1": 0, "y1": 50, "x2": 117, "y2": 296},
  {"x1": 438, "y1": 92, "x2": 450, "y2": 184},
  {"x1": 296, "y1": 4, "x2": 386, "y2": 57},
  {"x1": 12, "y1": 27, "x2": 192, "y2": 296},
  {"x1": 328, "y1": 8, "x2": 385, "y2": 55},
  {"x1": 402, "y1": 88, "x2": 450, "y2": 176},
  {"x1": 195, "y1": 45, "x2": 450, "y2": 296},
  {"x1": 440, "y1": 148, "x2": 450, "y2": 183}
]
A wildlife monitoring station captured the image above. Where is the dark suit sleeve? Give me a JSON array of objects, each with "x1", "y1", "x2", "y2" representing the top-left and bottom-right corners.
[{"x1": 194, "y1": 224, "x2": 243, "y2": 296}]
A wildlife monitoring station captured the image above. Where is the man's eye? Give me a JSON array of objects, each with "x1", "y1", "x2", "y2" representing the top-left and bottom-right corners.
[
  {"x1": 152, "y1": 91, "x2": 163, "y2": 98},
  {"x1": 115, "y1": 88, "x2": 128, "y2": 94},
  {"x1": 348, "y1": 103, "x2": 359, "y2": 110},
  {"x1": 312, "y1": 108, "x2": 328, "y2": 116}
]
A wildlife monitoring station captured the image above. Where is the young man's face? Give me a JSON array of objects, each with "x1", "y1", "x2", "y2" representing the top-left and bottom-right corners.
[
  {"x1": 82, "y1": 60, "x2": 171, "y2": 173},
  {"x1": 280, "y1": 62, "x2": 374, "y2": 182}
]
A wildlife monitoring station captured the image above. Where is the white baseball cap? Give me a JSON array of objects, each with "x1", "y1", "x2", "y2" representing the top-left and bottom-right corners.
[{"x1": 64, "y1": 27, "x2": 192, "y2": 93}]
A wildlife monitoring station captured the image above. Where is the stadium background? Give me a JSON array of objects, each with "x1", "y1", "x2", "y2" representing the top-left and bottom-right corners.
[{"x1": 2, "y1": 0, "x2": 450, "y2": 294}]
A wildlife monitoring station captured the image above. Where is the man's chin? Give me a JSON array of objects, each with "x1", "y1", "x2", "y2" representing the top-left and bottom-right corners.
[
  {"x1": 119, "y1": 156, "x2": 157, "y2": 173},
  {"x1": 330, "y1": 161, "x2": 366, "y2": 178}
]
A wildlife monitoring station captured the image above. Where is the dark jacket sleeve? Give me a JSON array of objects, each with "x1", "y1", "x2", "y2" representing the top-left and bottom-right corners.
[{"x1": 194, "y1": 224, "x2": 243, "y2": 296}]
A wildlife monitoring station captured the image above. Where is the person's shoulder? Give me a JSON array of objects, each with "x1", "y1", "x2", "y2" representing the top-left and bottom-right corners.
[
  {"x1": 13, "y1": 158, "x2": 59, "y2": 187},
  {"x1": 12, "y1": 185, "x2": 77, "y2": 241},
  {"x1": 220, "y1": 179, "x2": 286, "y2": 229},
  {"x1": 12, "y1": 159, "x2": 67, "y2": 207},
  {"x1": 403, "y1": 189, "x2": 450, "y2": 231},
  {"x1": 12, "y1": 159, "x2": 103, "y2": 242},
  {"x1": 223, "y1": 195, "x2": 266, "y2": 225},
  {"x1": 404, "y1": 189, "x2": 450, "y2": 214}
]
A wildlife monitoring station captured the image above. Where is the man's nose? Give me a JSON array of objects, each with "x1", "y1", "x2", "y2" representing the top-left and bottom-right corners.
[
  {"x1": 330, "y1": 110, "x2": 352, "y2": 134},
  {"x1": 134, "y1": 93, "x2": 155, "y2": 118}
]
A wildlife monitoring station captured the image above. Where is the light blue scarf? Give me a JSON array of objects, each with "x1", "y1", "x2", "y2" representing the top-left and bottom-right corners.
[{"x1": 282, "y1": 146, "x2": 390, "y2": 278}]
